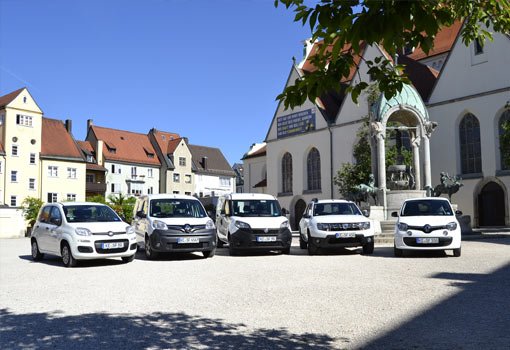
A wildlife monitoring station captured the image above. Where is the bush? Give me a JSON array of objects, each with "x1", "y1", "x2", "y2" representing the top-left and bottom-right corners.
[{"x1": 21, "y1": 197, "x2": 44, "y2": 228}]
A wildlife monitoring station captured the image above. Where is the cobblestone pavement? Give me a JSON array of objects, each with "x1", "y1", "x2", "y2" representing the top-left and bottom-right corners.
[{"x1": 1, "y1": 237, "x2": 509, "y2": 349}]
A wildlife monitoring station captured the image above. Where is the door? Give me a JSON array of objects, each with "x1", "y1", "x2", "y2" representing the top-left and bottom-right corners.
[
  {"x1": 134, "y1": 199, "x2": 149, "y2": 243},
  {"x1": 47, "y1": 207, "x2": 63, "y2": 253},
  {"x1": 478, "y1": 182, "x2": 506, "y2": 226},
  {"x1": 34, "y1": 206, "x2": 52, "y2": 252},
  {"x1": 294, "y1": 199, "x2": 307, "y2": 231},
  {"x1": 217, "y1": 199, "x2": 230, "y2": 240}
]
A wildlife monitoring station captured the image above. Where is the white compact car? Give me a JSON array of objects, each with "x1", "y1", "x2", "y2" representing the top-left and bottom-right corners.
[
  {"x1": 30, "y1": 202, "x2": 137, "y2": 267},
  {"x1": 299, "y1": 199, "x2": 375, "y2": 255},
  {"x1": 392, "y1": 197, "x2": 462, "y2": 257}
]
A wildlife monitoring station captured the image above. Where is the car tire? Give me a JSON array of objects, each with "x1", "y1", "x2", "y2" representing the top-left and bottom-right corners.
[
  {"x1": 307, "y1": 231, "x2": 319, "y2": 256},
  {"x1": 394, "y1": 245, "x2": 403, "y2": 257},
  {"x1": 122, "y1": 254, "x2": 135, "y2": 263},
  {"x1": 31, "y1": 239, "x2": 44, "y2": 261},
  {"x1": 61, "y1": 242, "x2": 77, "y2": 267},
  {"x1": 453, "y1": 247, "x2": 461, "y2": 257},
  {"x1": 145, "y1": 235, "x2": 159, "y2": 260},
  {"x1": 227, "y1": 233, "x2": 238, "y2": 256},
  {"x1": 362, "y1": 240, "x2": 374, "y2": 255},
  {"x1": 282, "y1": 246, "x2": 291, "y2": 255},
  {"x1": 203, "y1": 249, "x2": 216, "y2": 258},
  {"x1": 299, "y1": 234, "x2": 307, "y2": 249}
]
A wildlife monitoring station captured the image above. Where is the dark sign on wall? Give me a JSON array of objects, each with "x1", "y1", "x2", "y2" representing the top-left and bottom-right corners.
[{"x1": 277, "y1": 109, "x2": 316, "y2": 139}]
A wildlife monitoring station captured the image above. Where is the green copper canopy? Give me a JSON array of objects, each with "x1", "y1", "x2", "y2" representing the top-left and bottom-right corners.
[{"x1": 371, "y1": 84, "x2": 429, "y2": 123}]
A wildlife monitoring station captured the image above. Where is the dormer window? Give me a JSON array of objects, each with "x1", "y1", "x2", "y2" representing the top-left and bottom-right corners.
[
  {"x1": 106, "y1": 143, "x2": 116, "y2": 154},
  {"x1": 143, "y1": 147, "x2": 155, "y2": 158}
]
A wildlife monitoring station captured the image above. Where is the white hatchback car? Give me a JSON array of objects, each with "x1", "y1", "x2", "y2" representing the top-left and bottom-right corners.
[
  {"x1": 31, "y1": 202, "x2": 137, "y2": 267},
  {"x1": 392, "y1": 197, "x2": 462, "y2": 257}
]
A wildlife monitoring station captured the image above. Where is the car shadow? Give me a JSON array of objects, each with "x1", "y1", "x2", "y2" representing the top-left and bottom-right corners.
[
  {"x1": 18, "y1": 255, "x2": 127, "y2": 268},
  {"x1": 364, "y1": 246, "x2": 450, "y2": 259},
  {"x1": 134, "y1": 249, "x2": 207, "y2": 261}
]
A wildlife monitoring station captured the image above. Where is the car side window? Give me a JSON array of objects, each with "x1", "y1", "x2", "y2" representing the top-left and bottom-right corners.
[
  {"x1": 38, "y1": 206, "x2": 52, "y2": 224},
  {"x1": 49, "y1": 207, "x2": 62, "y2": 226}
]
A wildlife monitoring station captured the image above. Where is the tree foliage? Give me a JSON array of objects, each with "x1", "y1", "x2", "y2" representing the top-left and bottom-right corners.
[
  {"x1": 275, "y1": 0, "x2": 510, "y2": 108},
  {"x1": 107, "y1": 193, "x2": 137, "y2": 223},
  {"x1": 21, "y1": 197, "x2": 44, "y2": 227}
]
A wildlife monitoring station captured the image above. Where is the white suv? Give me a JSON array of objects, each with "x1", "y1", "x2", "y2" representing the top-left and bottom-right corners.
[
  {"x1": 299, "y1": 199, "x2": 375, "y2": 255},
  {"x1": 30, "y1": 202, "x2": 137, "y2": 267},
  {"x1": 392, "y1": 197, "x2": 461, "y2": 257}
]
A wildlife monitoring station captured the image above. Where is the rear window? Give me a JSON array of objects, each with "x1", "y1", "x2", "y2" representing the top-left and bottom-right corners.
[
  {"x1": 64, "y1": 205, "x2": 122, "y2": 223},
  {"x1": 401, "y1": 200, "x2": 453, "y2": 216},
  {"x1": 313, "y1": 202, "x2": 362, "y2": 216},
  {"x1": 150, "y1": 199, "x2": 207, "y2": 218}
]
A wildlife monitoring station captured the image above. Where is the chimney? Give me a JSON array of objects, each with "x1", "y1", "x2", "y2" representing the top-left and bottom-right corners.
[
  {"x1": 87, "y1": 119, "x2": 93, "y2": 130},
  {"x1": 97, "y1": 140, "x2": 104, "y2": 166},
  {"x1": 65, "y1": 119, "x2": 72, "y2": 133},
  {"x1": 202, "y1": 156, "x2": 208, "y2": 170}
]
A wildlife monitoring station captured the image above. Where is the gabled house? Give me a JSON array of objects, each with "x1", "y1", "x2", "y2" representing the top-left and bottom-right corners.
[
  {"x1": 77, "y1": 140, "x2": 107, "y2": 198},
  {"x1": 232, "y1": 163, "x2": 244, "y2": 193},
  {"x1": 85, "y1": 121, "x2": 161, "y2": 197},
  {"x1": 241, "y1": 143, "x2": 267, "y2": 194}
]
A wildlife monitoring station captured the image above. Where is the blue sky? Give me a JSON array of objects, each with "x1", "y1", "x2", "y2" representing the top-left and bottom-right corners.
[{"x1": 0, "y1": 0, "x2": 310, "y2": 164}]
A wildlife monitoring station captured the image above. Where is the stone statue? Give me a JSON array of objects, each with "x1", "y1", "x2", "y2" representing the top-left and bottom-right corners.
[
  {"x1": 432, "y1": 172, "x2": 463, "y2": 201},
  {"x1": 354, "y1": 174, "x2": 378, "y2": 205},
  {"x1": 424, "y1": 121, "x2": 438, "y2": 137}
]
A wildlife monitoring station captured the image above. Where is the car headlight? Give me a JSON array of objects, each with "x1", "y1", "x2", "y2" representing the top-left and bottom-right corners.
[
  {"x1": 75, "y1": 227, "x2": 92, "y2": 236},
  {"x1": 280, "y1": 220, "x2": 289, "y2": 229},
  {"x1": 446, "y1": 222, "x2": 457, "y2": 231},
  {"x1": 360, "y1": 221, "x2": 371, "y2": 230},
  {"x1": 152, "y1": 220, "x2": 168, "y2": 230},
  {"x1": 206, "y1": 219, "x2": 216, "y2": 230},
  {"x1": 126, "y1": 226, "x2": 135, "y2": 235},
  {"x1": 397, "y1": 222, "x2": 408, "y2": 232},
  {"x1": 234, "y1": 220, "x2": 251, "y2": 230},
  {"x1": 317, "y1": 223, "x2": 329, "y2": 231}
]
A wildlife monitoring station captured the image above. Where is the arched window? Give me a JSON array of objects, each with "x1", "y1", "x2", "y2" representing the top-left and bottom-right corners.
[
  {"x1": 307, "y1": 148, "x2": 321, "y2": 191},
  {"x1": 459, "y1": 113, "x2": 482, "y2": 174},
  {"x1": 281, "y1": 152, "x2": 293, "y2": 193},
  {"x1": 499, "y1": 109, "x2": 510, "y2": 170}
]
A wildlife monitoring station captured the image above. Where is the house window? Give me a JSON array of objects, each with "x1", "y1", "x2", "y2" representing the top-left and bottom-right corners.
[
  {"x1": 307, "y1": 148, "x2": 321, "y2": 191},
  {"x1": 111, "y1": 183, "x2": 121, "y2": 193},
  {"x1": 499, "y1": 109, "x2": 510, "y2": 170},
  {"x1": 29, "y1": 178, "x2": 36, "y2": 190},
  {"x1": 30, "y1": 153, "x2": 36, "y2": 164},
  {"x1": 131, "y1": 167, "x2": 137, "y2": 179},
  {"x1": 179, "y1": 157, "x2": 186, "y2": 166},
  {"x1": 459, "y1": 113, "x2": 482, "y2": 174},
  {"x1": 173, "y1": 191, "x2": 179, "y2": 194},
  {"x1": 11, "y1": 171, "x2": 18, "y2": 182},
  {"x1": 16, "y1": 114, "x2": 33, "y2": 127},
  {"x1": 185, "y1": 192, "x2": 191, "y2": 196},
  {"x1": 12, "y1": 145, "x2": 18, "y2": 156},
  {"x1": 111, "y1": 164, "x2": 115, "y2": 173},
  {"x1": 67, "y1": 167, "x2": 77, "y2": 179},
  {"x1": 48, "y1": 166, "x2": 58, "y2": 177},
  {"x1": 185, "y1": 174, "x2": 192, "y2": 184},
  {"x1": 10, "y1": 195, "x2": 17, "y2": 207},
  {"x1": 148, "y1": 187, "x2": 153, "y2": 195},
  {"x1": 86, "y1": 155, "x2": 94, "y2": 162},
  {"x1": 67, "y1": 194, "x2": 76, "y2": 201},
  {"x1": 47, "y1": 193, "x2": 58, "y2": 203},
  {"x1": 474, "y1": 38, "x2": 484, "y2": 55},
  {"x1": 173, "y1": 173, "x2": 180, "y2": 183},
  {"x1": 282, "y1": 152, "x2": 293, "y2": 193},
  {"x1": 220, "y1": 177, "x2": 230, "y2": 187},
  {"x1": 86, "y1": 174, "x2": 95, "y2": 183},
  {"x1": 148, "y1": 168, "x2": 153, "y2": 178}
]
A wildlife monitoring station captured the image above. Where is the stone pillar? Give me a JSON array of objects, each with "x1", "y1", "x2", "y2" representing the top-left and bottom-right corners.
[
  {"x1": 371, "y1": 121, "x2": 387, "y2": 219},
  {"x1": 423, "y1": 135, "x2": 432, "y2": 191},
  {"x1": 411, "y1": 136, "x2": 421, "y2": 190}
]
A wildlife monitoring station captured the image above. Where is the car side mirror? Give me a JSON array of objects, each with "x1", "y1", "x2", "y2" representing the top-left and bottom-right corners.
[
  {"x1": 362, "y1": 210, "x2": 369, "y2": 217},
  {"x1": 281, "y1": 208, "x2": 289, "y2": 215},
  {"x1": 50, "y1": 217, "x2": 62, "y2": 226},
  {"x1": 220, "y1": 209, "x2": 226, "y2": 216},
  {"x1": 136, "y1": 211, "x2": 146, "y2": 219},
  {"x1": 391, "y1": 211, "x2": 399, "y2": 218},
  {"x1": 302, "y1": 213, "x2": 309, "y2": 219},
  {"x1": 455, "y1": 210, "x2": 463, "y2": 216},
  {"x1": 207, "y1": 210, "x2": 214, "y2": 219}
]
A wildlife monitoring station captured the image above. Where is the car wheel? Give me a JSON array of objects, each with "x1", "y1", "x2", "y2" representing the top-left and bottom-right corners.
[
  {"x1": 203, "y1": 249, "x2": 216, "y2": 258},
  {"x1": 282, "y1": 246, "x2": 291, "y2": 255},
  {"x1": 453, "y1": 247, "x2": 461, "y2": 257},
  {"x1": 394, "y1": 244, "x2": 403, "y2": 257},
  {"x1": 227, "y1": 233, "x2": 238, "y2": 256},
  {"x1": 61, "y1": 243, "x2": 77, "y2": 267},
  {"x1": 362, "y1": 240, "x2": 374, "y2": 255},
  {"x1": 299, "y1": 234, "x2": 307, "y2": 249},
  {"x1": 31, "y1": 239, "x2": 44, "y2": 261},
  {"x1": 217, "y1": 234, "x2": 224, "y2": 248},
  {"x1": 307, "y1": 231, "x2": 319, "y2": 256},
  {"x1": 145, "y1": 235, "x2": 159, "y2": 260},
  {"x1": 122, "y1": 254, "x2": 135, "y2": 263}
]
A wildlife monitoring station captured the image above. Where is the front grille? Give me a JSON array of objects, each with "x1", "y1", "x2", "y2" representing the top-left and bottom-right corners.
[
  {"x1": 403, "y1": 237, "x2": 453, "y2": 247},
  {"x1": 92, "y1": 231, "x2": 125, "y2": 236},
  {"x1": 167, "y1": 225, "x2": 206, "y2": 233},
  {"x1": 78, "y1": 246, "x2": 93, "y2": 253},
  {"x1": 327, "y1": 237, "x2": 360, "y2": 245},
  {"x1": 254, "y1": 241, "x2": 283, "y2": 247},
  {"x1": 94, "y1": 239, "x2": 129, "y2": 254},
  {"x1": 171, "y1": 243, "x2": 206, "y2": 250},
  {"x1": 408, "y1": 225, "x2": 447, "y2": 233},
  {"x1": 327, "y1": 223, "x2": 363, "y2": 231},
  {"x1": 251, "y1": 229, "x2": 280, "y2": 235}
]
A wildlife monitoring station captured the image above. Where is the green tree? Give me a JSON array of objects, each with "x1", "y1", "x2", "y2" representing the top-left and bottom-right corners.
[
  {"x1": 275, "y1": 0, "x2": 510, "y2": 108},
  {"x1": 21, "y1": 197, "x2": 44, "y2": 228},
  {"x1": 107, "y1": 193, "x2": 136, "y2": 223},
  {"x1": 86, "y1": 194, "x2": 106, "y2": 204}
]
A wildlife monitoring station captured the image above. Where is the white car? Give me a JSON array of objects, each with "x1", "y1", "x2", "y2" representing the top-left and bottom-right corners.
[
  {"x1": 392, "y1": 197, "x2": 461, "y2": 257},
  {"x1": 299, "y1": 199, "x2": 375, "y2": 255},
  {"x1": 31, "y1": 202, "x2": 137, "y2": 267}
]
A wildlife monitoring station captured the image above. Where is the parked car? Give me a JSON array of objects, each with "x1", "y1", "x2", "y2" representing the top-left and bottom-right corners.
[
  {"x1": 30, "y1": 202, "x2": 137, "y2": 267},
  {"x1": 392, "y1": 197, "x2": 462, "y2": 257},
  {"x1": 132, "y1": 194, "x2": 217, "y2": 259},
  {"x1": 299, "y1": 199, "x2": 375, "y2": 255},
  {"x1": 216, "y1": 193, "x2": 292, "y2": 255}
]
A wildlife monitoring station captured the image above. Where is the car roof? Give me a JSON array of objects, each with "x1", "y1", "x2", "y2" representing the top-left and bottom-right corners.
[
  {"x1": 55, "y1": 202, "x2": 110, "y2": 207},
  {"x1": 225, "y1": 193, "x2": 277, "y2": 201},
  {"x1": 140, "y1": 194, "x2": 199, "y2": 201},
  {"x1": 403, "y1": 197, "x2": 451, "y2": 203},
  {"x1": 312, "y1": 199, "x2": 353, "y2": 204}
]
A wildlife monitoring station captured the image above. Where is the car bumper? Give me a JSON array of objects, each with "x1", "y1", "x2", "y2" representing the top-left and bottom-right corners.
[
  {"x1": 72, "y1": 235, "x2": 138, "y2": 260},
  {"x1": 394, "y1": 230, "x2": 461, "y2": 250},
  {"x1": 308, "y1": 233, "x2": 374, "y2": 248},
  {"x1": 149, "y1": 229, "x2": 217, "y2": 253},
  {"x1": 229, "y1": 228, "x2": 292, "y2": 251}
]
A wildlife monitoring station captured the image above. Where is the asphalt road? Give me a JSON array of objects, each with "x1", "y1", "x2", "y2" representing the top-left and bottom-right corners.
[{"x1": 1, "y1": 238, "x2": 509, "y2": 349}]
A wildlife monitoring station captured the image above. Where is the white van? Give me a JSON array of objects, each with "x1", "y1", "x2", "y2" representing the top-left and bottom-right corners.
[
  {"x1": 132, "y1": 194, "x2": 217, "y2": 259},
  {"x1": 216, "y1": 193, "x2": 292, "y2": 255}
]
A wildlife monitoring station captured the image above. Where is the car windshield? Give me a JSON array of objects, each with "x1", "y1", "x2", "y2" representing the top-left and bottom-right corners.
[
  {"x1": 232, "y1": 200, "x2": 282, "y2": 217},
  {"x1": 64, "y1": 205, "x2": 122, "y2": 223},
  {"x1": 150, "y1": 199, "x2": 207, "y2": 218},
  {"x1": 313, "y1": 202, "x2": 362, "y2": 216},
  {"x1": 401, "y1": 200, "x2": 453, "y2": 216}
]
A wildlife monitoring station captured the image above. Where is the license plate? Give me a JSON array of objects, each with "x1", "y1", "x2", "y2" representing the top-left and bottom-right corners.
[
  {"x1": 416, "y1": 237, "x2": 439, "y2": 244},
  {"x1": 257, "y1": 236, "x2": 277, "y2": 242},
  {"x1": 177, "y1": 237, "x2": 200, "y2": 244},
  {"x1": 101, "y1": 242, "x2": 124, "y2": 249},
  {"x1": 335, "y1": 232, "x2": 355, "y2": 238}
]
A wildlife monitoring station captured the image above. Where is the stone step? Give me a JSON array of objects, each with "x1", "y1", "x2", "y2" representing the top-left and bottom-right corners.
[{"x1": 375, "y1": 233, "x2": 394, "y2": 244}]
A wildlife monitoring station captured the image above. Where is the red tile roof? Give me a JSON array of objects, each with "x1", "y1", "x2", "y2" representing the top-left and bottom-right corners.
[
  {"x1": 77, "y1": 140, "x2": 94, "y2": 153},
  {"x1": 0, "y1": 88, "x2": 24, "y2": 108},
  {"x1": 149, "y1": 129, "x2": 181, "y2": 156},
  {"x1": 167, "y1": 138, "x2": 183, "y2": 154},
  {"x1": 406, "y1": 21, "x2": 463, "y2": 60},
  {"x1": 41, "y1": 118, "x2": 84, "y2": 160},
  {"x1": 91, "y1": 125, "x2": 161, "y2": 166}
]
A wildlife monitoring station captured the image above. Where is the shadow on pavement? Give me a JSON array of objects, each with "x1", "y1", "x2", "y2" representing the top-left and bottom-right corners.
[
  {"x1": 18, "y1": 255, "x2": 126, "y2": 268},
  {"x1": 0, "y1": 309, "x2": 340, "y2": 350},
  {"x1": 362, "y1": 262, "x2": 510, "y2": 349}
]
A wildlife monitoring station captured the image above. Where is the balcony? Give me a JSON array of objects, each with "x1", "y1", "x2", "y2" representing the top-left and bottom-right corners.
[{"x1": 86, "y1": 182, "x2": 107, "y2": 194}]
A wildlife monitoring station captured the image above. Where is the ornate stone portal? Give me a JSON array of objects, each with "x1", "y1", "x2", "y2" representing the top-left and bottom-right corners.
[{"x1": 370, "y1": 84, "x2": 437, "y2": 219}]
